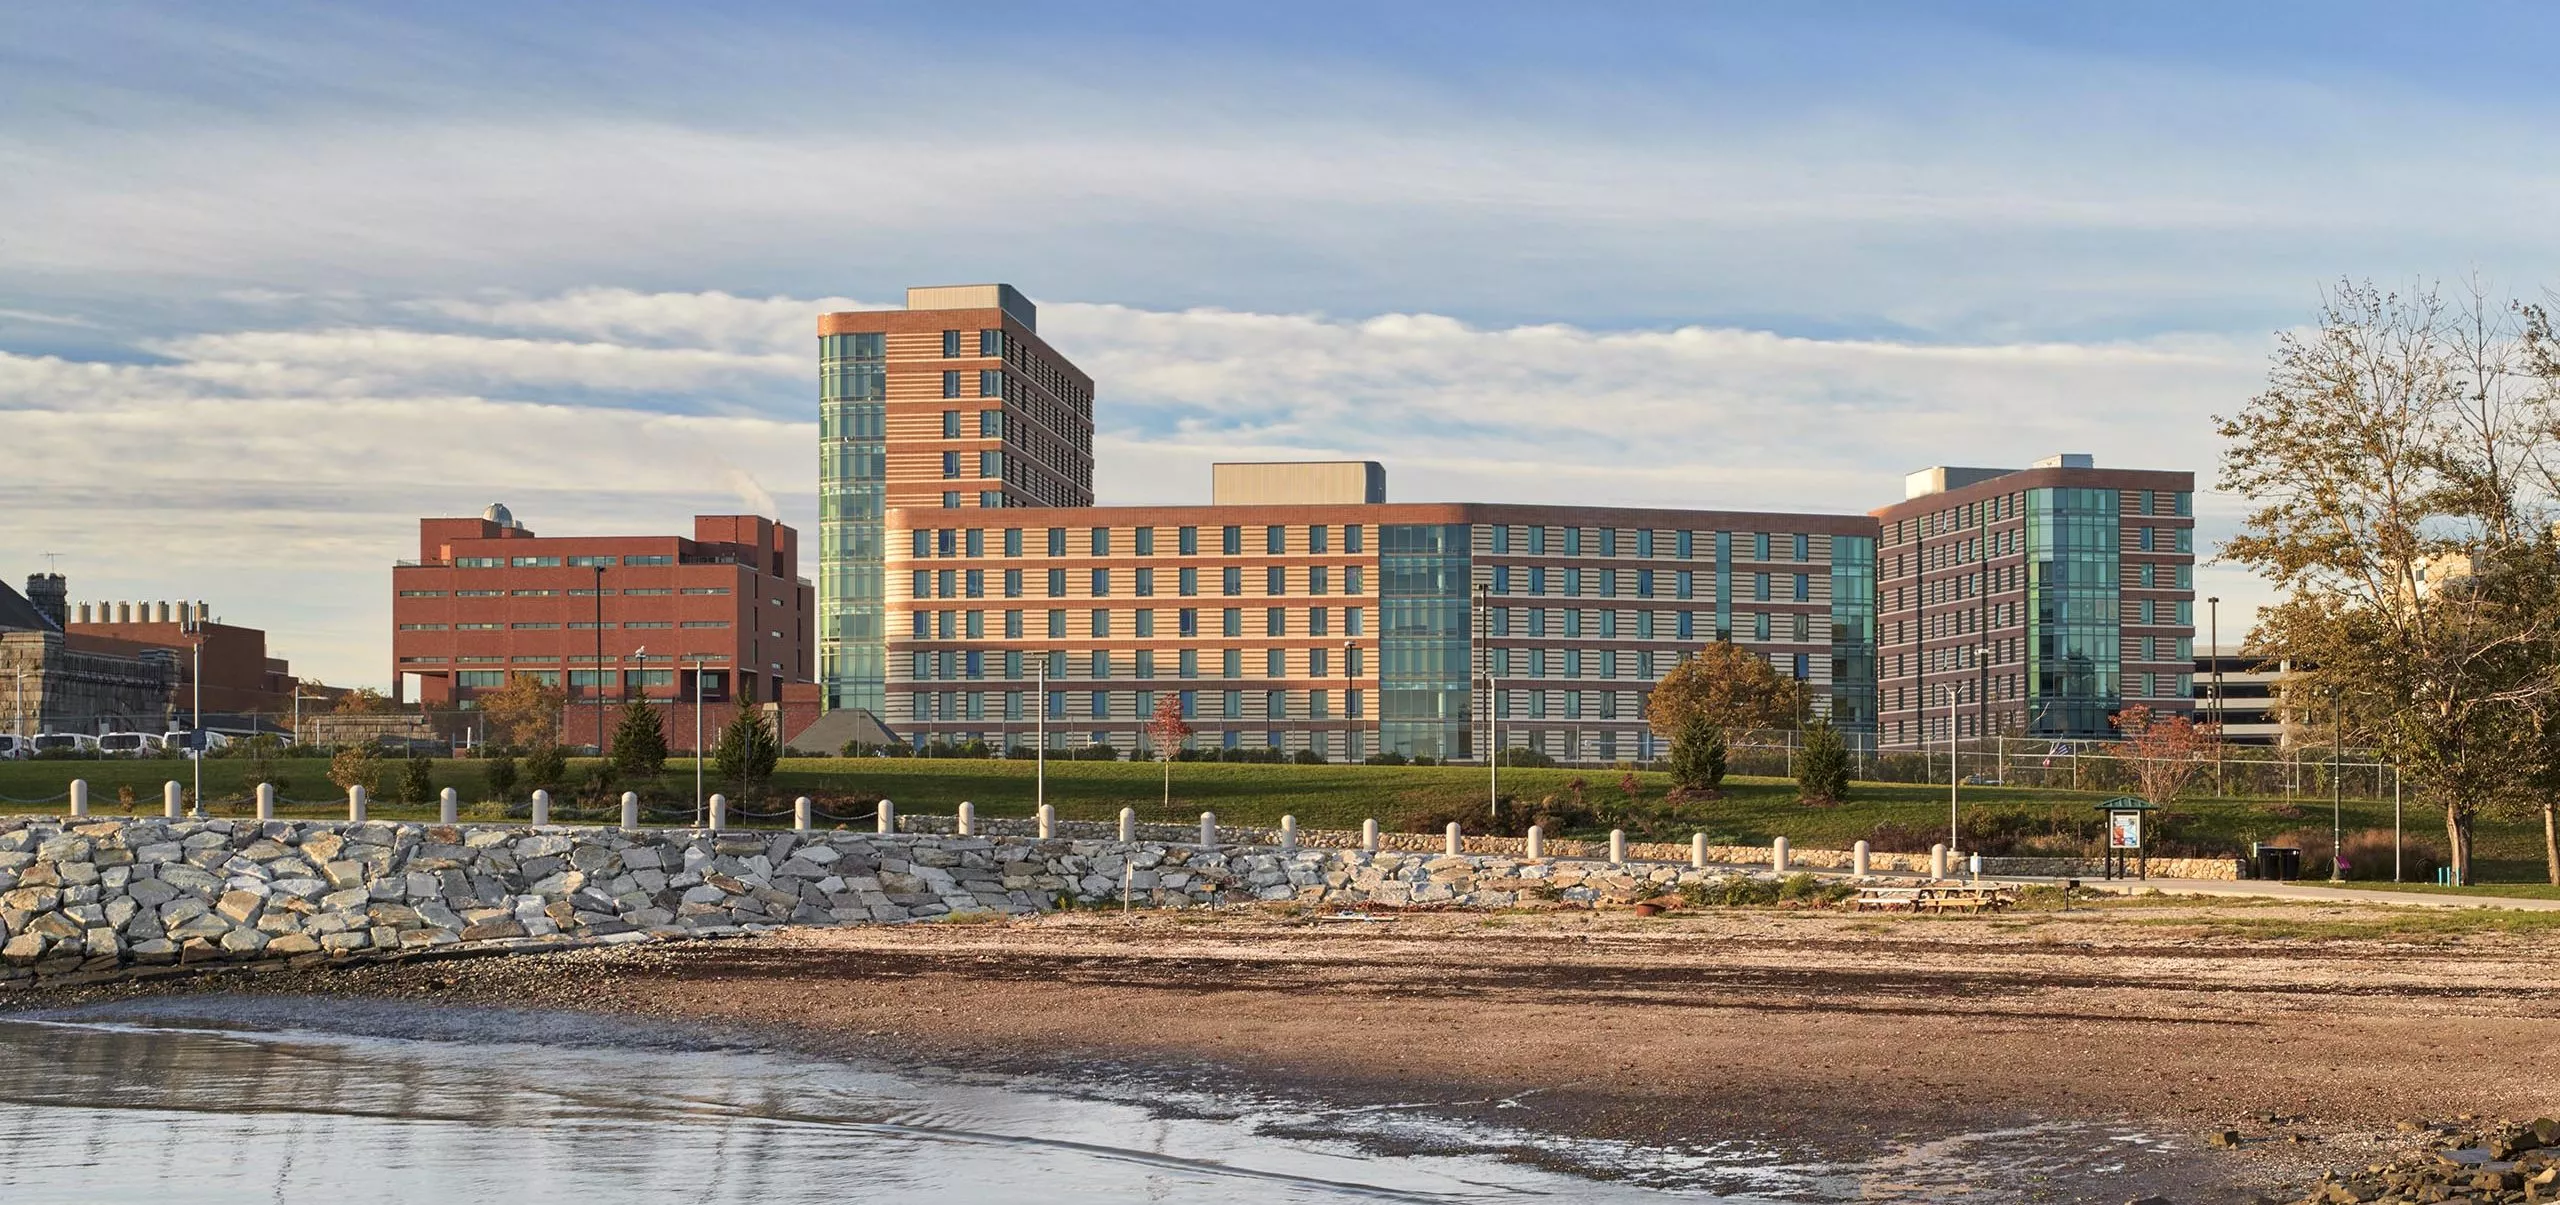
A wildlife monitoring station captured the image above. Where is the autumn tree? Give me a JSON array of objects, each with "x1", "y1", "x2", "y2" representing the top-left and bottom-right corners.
[
  {"x1": 1146, "y1": 693, "x2": 1193, "y2": 810},
  {"x1": 477, "y1": 673, "x2": 567, "y2": 750},
  {"x1": 2219, "y1": 279, "x2": 2560, "y2": 884},
  {"x1": 333, "y1": 687, "x2": 398, "y2": 715},
  {"x1": 1645, "y1": 640, "x2": 1809, "y2": 744},
  {"x1": 2111, "y1": 704, "x2": 2216, "y2": 806}
]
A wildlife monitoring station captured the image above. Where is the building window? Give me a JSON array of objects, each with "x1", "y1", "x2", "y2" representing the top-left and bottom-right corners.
[
  {"x1": 1221, "y1": 526, "x2": 1242, "y2": 555},
  {"x1": 1310, "y1": 565, "x2": 1330, "y2": 595},
  {"x1": 979, "y1": 450, "x2": 1004, "y2": 479},
  {"x1": 942, "y1": 371, "x2": 961, "y2": 399},
  {"x1": 1266, "y1": 649, "x2": 1286, "y2": 677},
  {"x1": 1179, "y1": 650, "x2": 1198, "y2": 679},
  {"x1": 1222, "y1": 567, "x2": 1241, "y2": 596},
  {"x1": 1135, "y1": 568, "x2": 1155, "y2": 597},
  {"x1": 1266, "y1": 566, "x2": 1285, "y2": 596},
  {"x1": 942, "y1": 329, "x2": 962, "y2": 357},
  {"x1": 979, "y1": 410, "x2": 1003, "y2": 438},
  {"x1": 1179, "y1": 567, "x2": 1198, "y2": 596},
  {"x1": 1266, "y1": 608, "x2": 1285, "y2": 637},
  {"x1": 1047, "y1": 609, "x2": 1066, "y2": 638},
  {"x1": 1794, "y1": 573, "x2": 1809, "y2": 602},
  {"x1": 1311, "y1": 607, "x2": 1329, "y2": 637},
  {"x1": 1090, "y1": 527, "x2": 1111, "y2": 556},
  {"x1": 941, "y1": 452, "x2": 960, "y2": 479},
  {"x1": 1090, "y1": 609, "x2": 1110, "y2": 637},
  {"x1": 978, "y1": 370, "x2": 1003, "y2": 398},
  {"x1": 1134, "y1": 527, "x2": 1155, "y2": 556},
  {"x1": 1179, "y1": 608, "x2": 1199, "y2": 636},
  {"x1": 1134, "y1": 610, "x2": 1155, "y2": 637},
  {"x1": 1311, "y1": 526, "x2": 1330, "y2": 554},
  {"x1": 1222, "y1": 650, "x2": 1241, "y2": 679},
  {"x1": 1178, "y1": 526, "x2": 1199, "y2": 555},
  {"x1": 1266, "y1": 526, "x2": 1285, "y2": 555},
  {"x1": 979, "y1": 329, "x2": 1003, "y2": 357},
  {"x1": 1004, "y1": 569, "x2": 1022, "y2": 598},
  {"x1": 1090, "y1": 569, "x2": 1110, "y2": 597}
]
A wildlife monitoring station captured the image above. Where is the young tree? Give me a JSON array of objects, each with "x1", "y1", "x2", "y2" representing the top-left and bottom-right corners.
[
  {"x1": 522, "y1": 742, "x2": 567, "y2": 791},
  {"x1": 2220, "y1": 280, "x2": 2560, "y2": 884},
  {"x1": 1667, "y1": 714, "x2": 1727, "y2": 793},
  {"x1": 1146, "y1": 693, "x2": 1193, "y2": 810},
  {"x1": 477, "y1": 673, "x2": 567, "y2": 750},
  {"x1": 610, "y1": 699, "x2": 668, "y2": 778},
  {"x1": 713, "y1": 708, "x2": 779, "y2": 798},
  {"x1": 483, "y1": 754, "x2": 519, "y2": 802},
  {"x1": 1795, "y1": 719, "x2": 1851, "y2": 805},
  {"x1": 400, "y1": 756, "x2": 436, "y2": 805},
  {"x1": 2111, "y1": 704, "x2": 2215, "y2": 806},
  {"x1": 328, "y1": 743, "x2": 380, "y2": 793},
  {"x1": 1645, "y1": 640, "x2": 1810, "y2": 746}
]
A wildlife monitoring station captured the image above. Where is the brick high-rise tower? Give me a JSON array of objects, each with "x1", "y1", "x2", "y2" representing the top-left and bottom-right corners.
[{"x1": 816, "y1": 285, "x2": 1095, "y2": 715}]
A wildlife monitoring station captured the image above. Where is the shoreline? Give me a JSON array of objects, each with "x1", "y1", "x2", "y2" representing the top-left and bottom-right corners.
[{"x1": 14, "y1": 900, "x2": 2554, "y2": 1200}]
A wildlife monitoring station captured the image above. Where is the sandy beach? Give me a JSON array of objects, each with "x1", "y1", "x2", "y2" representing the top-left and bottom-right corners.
[{"x1": 17, "y1": 897, "x2": 2559, "y2": 1201}]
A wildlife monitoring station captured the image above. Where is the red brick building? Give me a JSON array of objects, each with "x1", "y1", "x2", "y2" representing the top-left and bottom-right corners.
[{"x1": 390, "y1": 506, "x2": 814, "y2": 718}]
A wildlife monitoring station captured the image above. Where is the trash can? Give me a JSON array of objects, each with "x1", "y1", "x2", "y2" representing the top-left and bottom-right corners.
[{"x1": 2251, "y1": 845, "x2": 2302, "y2": 881}]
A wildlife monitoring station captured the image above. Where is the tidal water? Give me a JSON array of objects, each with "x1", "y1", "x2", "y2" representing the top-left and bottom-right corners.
[{"x1": 0, "y1": 998, "x2": 2218, "y2": 1203}]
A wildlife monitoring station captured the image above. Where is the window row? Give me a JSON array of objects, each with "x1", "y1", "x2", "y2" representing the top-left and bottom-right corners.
[
  {"x1": 443, "y1": 554, "x2": 675, "y2": 569},
  {"x1": 910, "y1": 564, "x2": 1369, "y2": 600},
  {"x1": 908, "y1": 687, "x2": 1365, "y2": 722},
  {"x1": 1488, "y1": 565, "x2": 1811, "y2": 601},
  {"x1": 404, "y1": 619, "x2": 730, "y2": 632},
  {"x1": 905, "y1": 606, "x2": 1370, "y2": 643},
  {"x1": 1485, "y1": 528, "x2": 1816, "y2": 562},
  {"x1": 907, "y1": 645, "x2": 1369, "y2": 683},
  {"x1": 911, "y1": 524, "x2": 1368, "y2": 559}
]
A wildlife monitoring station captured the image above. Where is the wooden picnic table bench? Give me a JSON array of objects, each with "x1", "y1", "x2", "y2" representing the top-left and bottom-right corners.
[{"x1": 1852, "y1": 883, "x2": 2016, "y2": 913}]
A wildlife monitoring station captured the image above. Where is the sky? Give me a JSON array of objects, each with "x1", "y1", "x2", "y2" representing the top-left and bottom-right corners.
[{"x1": 6, "y1": 1, "x2": 2558, "y2": 688}]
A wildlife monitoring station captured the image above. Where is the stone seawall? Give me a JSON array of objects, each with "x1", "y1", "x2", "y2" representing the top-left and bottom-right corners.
[
  {"x1": 0, "y1": 814, "x2": 2242, "y2": 985},
  {"x1": 0, "y1": 815, "x2": 1766, "y2": 985}
]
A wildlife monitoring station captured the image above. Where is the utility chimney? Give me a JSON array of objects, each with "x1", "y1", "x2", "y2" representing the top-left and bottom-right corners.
[{"x1": 23, "y1": 574, "x2": 64, "y2": 630}]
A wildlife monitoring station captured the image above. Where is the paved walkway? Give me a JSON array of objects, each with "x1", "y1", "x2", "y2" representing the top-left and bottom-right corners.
[
  {"x1": 2048, "y1": 875, "x2": 2560, "y2": 911},
  {"x1": 1679, "y1": 855, "x2": 2560, "y2": 911}
]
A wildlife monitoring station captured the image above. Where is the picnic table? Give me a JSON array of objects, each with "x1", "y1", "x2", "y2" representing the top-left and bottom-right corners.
[{"x1": 1852, "y1": 883, "x2": 2016, "y2": 913}]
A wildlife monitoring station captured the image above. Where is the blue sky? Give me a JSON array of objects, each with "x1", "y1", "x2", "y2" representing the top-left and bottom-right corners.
[{"x1": 5, "y1": 2, "x2": 2556, "y2": 687}]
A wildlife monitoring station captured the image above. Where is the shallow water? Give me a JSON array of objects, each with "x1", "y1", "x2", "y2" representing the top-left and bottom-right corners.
[{"x1": 0, "y1": 997, "x2": 2222, "y2": 1203}]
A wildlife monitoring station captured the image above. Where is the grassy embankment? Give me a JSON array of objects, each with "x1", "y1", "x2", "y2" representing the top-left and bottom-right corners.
[{"x1": 0, "y1": 756, "x2": 2540, "y2": 881}]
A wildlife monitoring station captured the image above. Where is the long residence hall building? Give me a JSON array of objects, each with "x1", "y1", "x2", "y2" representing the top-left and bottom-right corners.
[
  {"x1": 817, "y1": 282, "x2": 2192, "y2": 760},
  {"x1": 886, "y1": 462, "x2": 1877, "y2": 762}
]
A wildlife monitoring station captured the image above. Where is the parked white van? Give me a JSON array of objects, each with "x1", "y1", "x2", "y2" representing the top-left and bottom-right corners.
[
  {"x1": 98, "y1": 731, "x2": 167, "y2": 756},
  {"x1": 30, "y1": 733, "x2": 98, "y2": 755},
  {"x1": 0, "y1": 734, "x2": 22, "y2": 760}
]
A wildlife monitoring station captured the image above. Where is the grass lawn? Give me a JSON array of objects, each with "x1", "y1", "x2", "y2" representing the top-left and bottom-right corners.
[{"x1": 0, "y1": 755, "x2": 2543, "y2": 879}]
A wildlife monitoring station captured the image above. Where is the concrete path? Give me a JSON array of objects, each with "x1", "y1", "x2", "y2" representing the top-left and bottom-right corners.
[{"x1": 1676, "y1": 854, "x2": 2560, "y2": 911}]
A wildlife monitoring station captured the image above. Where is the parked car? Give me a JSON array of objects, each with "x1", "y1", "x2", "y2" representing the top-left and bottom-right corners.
[
  {"x1": 164, "y1": 729, "x2": 232, "y2": 759},
  {"x1": 97, "y1": 731, "x2": 167, "y2": 756},
  {"x1": 30, "y1": 733, "x2": 99, "y2": 755}
]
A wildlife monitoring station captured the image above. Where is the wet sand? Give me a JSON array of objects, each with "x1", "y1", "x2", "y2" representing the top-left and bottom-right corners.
[{"x1": 17, "y1": 898, "x2": 2558, "y2": 1201}]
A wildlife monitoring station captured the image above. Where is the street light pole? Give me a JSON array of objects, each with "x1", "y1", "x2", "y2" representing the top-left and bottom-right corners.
[
  {"x1": 1478, "y1": 584, "x2": 1495, "y2": 818},
  {"x1": 1939, "y1": 681, "x2": 1958, "y2": 854},
  {"x1": 1343, "y1": 640, "x2": 1356, "y2": 762},
  {"x1": 2207, "y1": 595, "x2": 2222, "y2": 797},
  {"x1": 2331, "y1": 693, "x2": 2344, "y2": 883},
  {"x1": 692, "y1": 655, "x2": 706, "y2": 827},
  {"x1": 183, "y1": 611, "x2": 204, "y2": 818},
  {"x1": 593, "y1": 564, "x2": 606, "y2": 757},
  {"x1": 1035, "y1": 654, "x2": 1046, "y2": 817}
]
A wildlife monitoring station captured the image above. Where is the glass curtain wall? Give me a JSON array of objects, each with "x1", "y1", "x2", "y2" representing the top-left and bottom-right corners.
[
  {"x1": 1827, "y1": 535, "x2": 1878, "y2": 747},
  {"x1": 2025, "y1": 487, "x2": 2119, "y2": 736},
  {"x1": 1380, "y1": 524, "x2": 1472, "y2": 760},
  {"x1": 819, "y1": 332, "x2": 888, "y2": 713}
]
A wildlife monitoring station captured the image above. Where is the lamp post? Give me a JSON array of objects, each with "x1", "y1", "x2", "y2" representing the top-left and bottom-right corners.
[
  {"x1": 1478, "y1": 584, "x2": 1495, "y2": 817},
  {"x1": 692, "y1": 655, "x2": 707, "y2": 827},
  {"x1": 1343, "y1": 640, "x2": 1356, "y2": 762},
  {"x1": 592, "y1": 563, "x2": 607, "y2": 757},
  {"x1": 2205, "y1": 595, "x2": 2223, "y2": 796},
  {"x1": 1035, "y1": 653, "x2": 1046, "y2": 817},
  {"x1": 182, "y1": 610, "x2": 204, "y2": 818},
  {"x1": 2331, "y1": 690, "x2": 2344, "y2": 884},
  {"x1": 1937, "y1": 680, "x2": 1959, "y2": 854}
]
